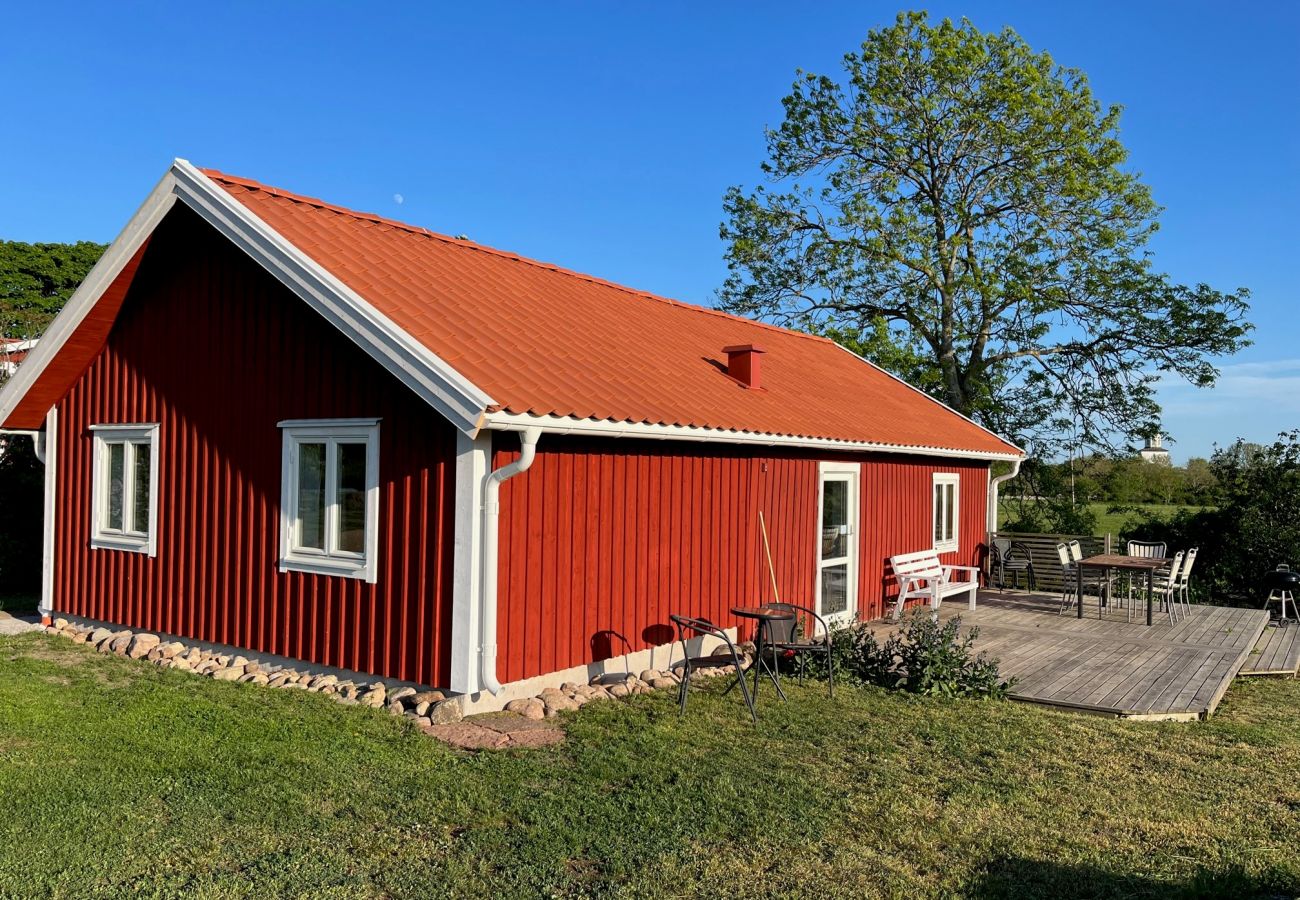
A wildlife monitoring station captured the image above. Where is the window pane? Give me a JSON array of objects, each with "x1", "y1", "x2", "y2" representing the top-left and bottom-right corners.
[
  {"x1": 132, "y1": 442, "x2": 151, "y2": 534},
  {"x1": 821, "y1": 563, "x2": 849, "y2": 615},
  {"x1": 934, "y1": 483, "x2": 943, "y2": 542},
  {"x1": 336, "y1": 441, "x2": 367, "y2": 554},
  {"x1": 107, "y1": 443, "x2": 125, "y2": 531},
  {"x1": 822, "y1": 479, "x2": 847, "y2": 560},
  {"x1": 944, "y1": 484, "x2": 956, "y2": 543},
  {"x1": 296, "y1": 442, "x2": 326, "y2": 551}
]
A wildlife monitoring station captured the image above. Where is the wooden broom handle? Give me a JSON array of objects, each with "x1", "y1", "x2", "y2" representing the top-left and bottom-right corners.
[{"x1": 759, "y1": 511, "x2": 780, "y2": 603}]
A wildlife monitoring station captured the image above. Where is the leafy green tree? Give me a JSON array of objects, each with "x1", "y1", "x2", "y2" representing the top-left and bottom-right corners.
[
  {"x1": 1127, "y1": 432, "x2": 1300, "y2": 603},
  {"x1": 720, "y1": 12, "x2": 1251, "y2": 455},
  {"x1": 0, "y1": 240, "x2": 105, "y2": 339}
]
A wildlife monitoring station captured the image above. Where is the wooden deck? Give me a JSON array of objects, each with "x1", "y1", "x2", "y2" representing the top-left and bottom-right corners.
[
  {"x1": 873, "y1": 591, "x2": 1271, "y2": 721},
  {"x1": 1239, "y1": 621, "x2": 1300, "y2": 676}
]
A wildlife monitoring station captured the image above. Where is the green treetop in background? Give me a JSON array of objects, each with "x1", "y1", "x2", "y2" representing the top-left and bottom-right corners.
[
  {"x1": 720, "y1": 11, "x2": 1251, "y2": 456},
  {"x1": 0, "y1": 240, "x2": 106, "y2": 340}
]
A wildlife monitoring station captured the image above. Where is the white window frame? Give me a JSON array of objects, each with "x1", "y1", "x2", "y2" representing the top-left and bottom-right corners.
[
  {"x1": 90, "y1": 423, "x2": 160, "y2": 556},
  {"x1": 932, "y1": 472, "x2": 960, "y2": 553},
  {"x1": 278, "y1": 418, "x2": 380, "y2": 583}
]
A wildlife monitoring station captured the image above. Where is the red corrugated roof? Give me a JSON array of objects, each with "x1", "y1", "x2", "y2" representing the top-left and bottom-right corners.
[{"x1": 205, "y1": 169, "x2": 1019, "y2": 457}]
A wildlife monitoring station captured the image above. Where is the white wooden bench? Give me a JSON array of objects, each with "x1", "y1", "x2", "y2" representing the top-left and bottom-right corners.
[{"x1": 888, "y1": 549, "x2": 981, "y2": 621}]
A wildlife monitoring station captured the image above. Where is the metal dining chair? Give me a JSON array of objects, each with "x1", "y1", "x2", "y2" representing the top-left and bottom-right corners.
[
  {"x1": 1150, "y1": 551, "x2": 1185, "y2": 625},
  {"x1": 762, "y1": 602, "x2": 834, "y2": 697},
  {"x1": 1057, "y1": 542, "x2": 1108, "y2": 617},
  {"x1": 992, "y1": 538, "x2": 1037, "y2": 591},
  {"x1": 668, "y1": 614, "x2": 756, "y2": 723},
  {"x1": 1123, "y1": 541, "x2": 1167, "y2": 610}
]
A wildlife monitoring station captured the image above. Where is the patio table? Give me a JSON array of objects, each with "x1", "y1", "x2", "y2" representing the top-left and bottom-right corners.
[
  {"x1": 726, "y1": 605, "x2": 795, "y2": 703},
  {"x1": 1076, "y1": 554, "x2": 1168, "y2": 626}
]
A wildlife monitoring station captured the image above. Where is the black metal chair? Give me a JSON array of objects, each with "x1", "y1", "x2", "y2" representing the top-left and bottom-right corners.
[
  {"x1": 991, "y1": 538, "x2": 1037, "y2": 591},
  {"x1": 762, "y1": 602, "x2": 834, "y2": 697},
  {"x1": 668, "y1": 614, "x2": 756, "y2": 723}
]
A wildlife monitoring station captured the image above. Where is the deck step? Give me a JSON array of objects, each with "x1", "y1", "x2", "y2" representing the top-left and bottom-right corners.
[{"x1": 1238, "y1": 621, "x2": 1300, "y2": 676}]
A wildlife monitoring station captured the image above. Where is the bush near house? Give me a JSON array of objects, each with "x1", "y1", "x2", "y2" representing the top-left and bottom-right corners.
[{"x1": 811, "y1": 613, "x2": 1012, "y2": 699}]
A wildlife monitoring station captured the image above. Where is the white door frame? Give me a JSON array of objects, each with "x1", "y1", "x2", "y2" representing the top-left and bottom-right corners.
[{"x1": 815, "y1": 461, "x2": 860, "y2": 626}]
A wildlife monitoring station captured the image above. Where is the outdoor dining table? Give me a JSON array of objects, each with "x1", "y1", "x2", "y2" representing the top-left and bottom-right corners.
[
  {"x1": 725, "y1": 605, "x2": 795, "y2": 703},
  {"x1": 1075, "y1": 554, "x2": 1169, "y2": 626}
]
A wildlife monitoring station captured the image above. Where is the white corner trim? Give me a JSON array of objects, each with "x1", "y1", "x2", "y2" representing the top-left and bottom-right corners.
[
  {"x1": 0, "y1": 172, "x2": 179, "y2": 428},
  {"x1": 480, "y1": 411, "x2": 1024, "y2": 462},
  {"x1": 39, "y1": 407, "x2": 57, "y2": 617},
  {"x1": 278, "y1": 420, "x2": 381, "y2": 584},
  {"x1": 169, "y1": 159, "x2": 495, "y2": 434},
  {"x1": 89, "y1": 423, "x2": 160, "y2": 557},
  {"x1": 449, "y1": 430, "x2": 490, "y2": 694}
]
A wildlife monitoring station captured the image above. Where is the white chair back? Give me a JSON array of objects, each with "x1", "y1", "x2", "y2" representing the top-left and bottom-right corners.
[
  {"x1": 1180, "y1": 548, "x2": 1198, "y2": 585},
  {"x1": 1067, "y1": 540, "x2": 1083, "y2": 563},
  {"x1": 1056, "y1": 542, "x2": 1072, "y2": 567},
  {"x1": 1164, "y1": 551, "x2": 1185, "y2": 589},
  {"x1": 1127, "y1": 541, "x2": 1166, "y2": 559}
]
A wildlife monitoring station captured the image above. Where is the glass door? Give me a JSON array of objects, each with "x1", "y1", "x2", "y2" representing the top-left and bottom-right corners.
[{"x1": 817, "y1": 463, "x2": 859, "y2": 625}]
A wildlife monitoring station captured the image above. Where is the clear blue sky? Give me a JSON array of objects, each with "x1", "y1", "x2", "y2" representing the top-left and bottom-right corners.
[{"x1": 3, "y1": 2, "x2": 1296, "y2": 462}]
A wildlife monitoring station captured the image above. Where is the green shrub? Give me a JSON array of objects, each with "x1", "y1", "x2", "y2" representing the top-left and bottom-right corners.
[{"x1": 805, "y1": 613, "x2": 1012, "y2": 699}]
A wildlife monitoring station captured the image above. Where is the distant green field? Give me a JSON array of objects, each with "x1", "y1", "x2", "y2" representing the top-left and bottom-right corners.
[{"x1": 999, "y1": 501, "x2": 1211, "y2": 536}]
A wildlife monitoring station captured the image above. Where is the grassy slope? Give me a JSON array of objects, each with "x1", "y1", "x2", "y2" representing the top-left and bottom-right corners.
[{"x1": 0, "y1": 633, "x2": 1297, "y2": 899}]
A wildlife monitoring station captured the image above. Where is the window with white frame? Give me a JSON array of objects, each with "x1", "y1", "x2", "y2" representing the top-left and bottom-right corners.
[
  {"x1": 278, "y1": 419, "x2": 380, "y2": 582},
  {"x1": 932, "y1": 473, "x2": 959, "y2": 552},
  {"x1": 91, "y1": 424, "x2": 159, "y2": 555}
]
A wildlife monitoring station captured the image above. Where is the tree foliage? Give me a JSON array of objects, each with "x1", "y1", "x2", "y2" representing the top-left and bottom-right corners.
[
  {"x1": 0, "y1": 240, "x2": 105, "y2": 339},
  {"x1": 1125, "y1": 433, "x2": 1300, "y2": 604},
  {"x1": 720, "y1": 12, "x2": 1251, "y2": 455}
]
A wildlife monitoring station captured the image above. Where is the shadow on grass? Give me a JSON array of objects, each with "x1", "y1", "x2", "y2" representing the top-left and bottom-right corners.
[{"x1": 969, "y1": 855, "x2": 1298, "y2": 899}]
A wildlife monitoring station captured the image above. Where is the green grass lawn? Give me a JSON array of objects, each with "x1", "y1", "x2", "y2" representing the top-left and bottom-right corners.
[{"x1": 1, "y1": 632, "x2": 1298, "y2": 899}]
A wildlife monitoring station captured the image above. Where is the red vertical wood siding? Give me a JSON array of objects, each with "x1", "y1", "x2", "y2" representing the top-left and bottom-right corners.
[
  {"x1": 494, "y1": 435, "x2": 989, "y2": 683},
  {"x1": 53, "y1": 206, "x2": 457, "y2": 686}
]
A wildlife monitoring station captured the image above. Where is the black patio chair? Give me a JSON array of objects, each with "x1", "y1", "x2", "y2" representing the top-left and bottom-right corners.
[
  {"x1": 762, "y1": 602, "x2": 834, "y2": 697},
  {"x1": 668, "y1": 614, "x2": 756, "y2": 723},
  {"x1": 991, "y1": 538, "x2": 1037, "y2": 591}
]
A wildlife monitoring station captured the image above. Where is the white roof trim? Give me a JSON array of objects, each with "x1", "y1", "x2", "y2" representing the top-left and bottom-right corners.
[
  {"x1": 0, "y1": 170, "x2": 179, "y2": 428},
  {"x1": 481, "y1": 411, "x2": 1024, "y2": 461},
  {"x1": 169, "y1": 160, "x2": 494, "y2": 432},
  {"x1": 0, "y1": 160, "x2": 497, "y2": 435}
]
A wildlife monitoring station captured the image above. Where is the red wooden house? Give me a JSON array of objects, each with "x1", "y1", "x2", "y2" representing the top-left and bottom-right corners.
[{"x1": 0, "y1": 161, "x2": 1022, "y2": 707}]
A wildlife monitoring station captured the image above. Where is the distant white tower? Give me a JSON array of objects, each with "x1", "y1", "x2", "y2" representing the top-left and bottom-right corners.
[{"x1": 1139, "y1": 432, "x2": 1171, "y2": 464}]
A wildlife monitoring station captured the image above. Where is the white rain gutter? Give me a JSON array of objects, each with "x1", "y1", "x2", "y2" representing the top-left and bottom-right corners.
[
  {"x1": 478, "y1": 426, "x2": 541, "y2": 694},
  {"x1": 987, "y1": 457, "x2": 1023, "y2": 534}
]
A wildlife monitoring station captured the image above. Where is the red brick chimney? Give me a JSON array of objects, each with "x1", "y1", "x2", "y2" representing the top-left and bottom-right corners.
[{"x1": 723, "y1": 344, "x2": 766, "y2": 389}]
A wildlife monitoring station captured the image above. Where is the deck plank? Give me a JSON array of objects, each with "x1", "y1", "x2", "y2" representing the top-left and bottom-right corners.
[
  {"x1": 1239, "y1": 621, "x2": 1300, "y2": 676},
  {"x1": 878, "y1": 591, "x2": 1272, "y2": 719}
]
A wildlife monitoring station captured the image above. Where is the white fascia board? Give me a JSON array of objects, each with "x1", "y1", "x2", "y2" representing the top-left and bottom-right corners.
[
  {"x1": 0, "y1": 171, "x2": 180, "y2": 428},
  {"x1": 831, "y1": 343, "x2": 1025, "y2": 458},
  {"x1": 481, "y1": 411, "x2": 1024, "y2": 462},
  {"x1": 169, "y1": 159, "x2": 494, "y2": 434}
]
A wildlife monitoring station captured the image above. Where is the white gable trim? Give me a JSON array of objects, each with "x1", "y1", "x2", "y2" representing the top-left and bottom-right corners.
[
  {"x1": 480, "y1": 411, "x2": 1023, "y2": 462},
  {"x1": 0, "y1": 170, "x2": 179, "y2": 429},
  {"x1": 0, "y1": 160, "x2": 496, "y2": 436},
  {"x1": 169, "y1": 160, "x2": 493, "y2": 432}
]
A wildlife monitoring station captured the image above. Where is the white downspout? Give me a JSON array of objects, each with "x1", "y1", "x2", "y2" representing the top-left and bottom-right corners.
[
  {"x1": 478, "y1": 426, "x2": 541, "y2": 695},
  {"x1": 987, "y1": 457, "x2": 1023, "y2": 535}
]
